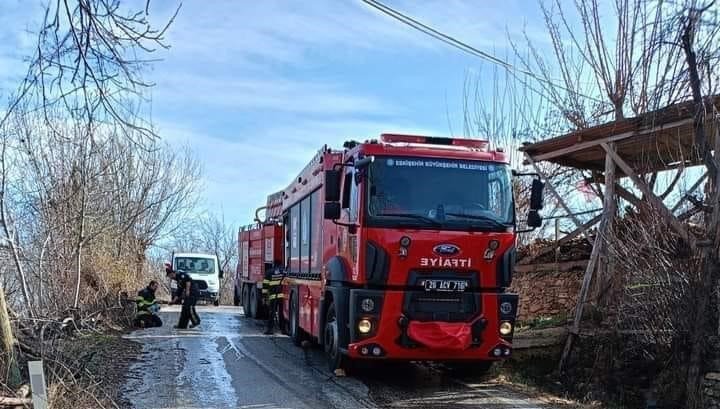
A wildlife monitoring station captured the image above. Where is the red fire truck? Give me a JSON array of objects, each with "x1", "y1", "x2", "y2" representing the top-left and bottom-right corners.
[
  {"x1": 234, "y1": 191, "x2": 284, "y2": 318},
  {"x1": 237, "y1": 133, "x2": 544, "y2": 372}
]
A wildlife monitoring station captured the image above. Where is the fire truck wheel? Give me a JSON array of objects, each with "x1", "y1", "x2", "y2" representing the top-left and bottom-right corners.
[
  {"x1": 249, "y1": 286, "x2": 259, "y2": 318},
  {"x1": 289, "y1": 292, "x2": 304, "y2": 346},
  {"x1": 242, "y1": 285, "x2": 251, "y2": 317},
  {"x1": 324, "y1": 303, "x2": 348, "y2": 372}
]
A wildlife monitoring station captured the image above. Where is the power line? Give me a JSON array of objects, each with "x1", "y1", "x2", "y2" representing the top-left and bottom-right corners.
[{"x1": 360, "y1": 0, "x2": 606, "y2": 104}]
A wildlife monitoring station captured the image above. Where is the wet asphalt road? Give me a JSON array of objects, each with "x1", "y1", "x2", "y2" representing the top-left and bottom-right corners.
[{"x1": 121, "y1": 306, "x2": 553, "y2": 409}]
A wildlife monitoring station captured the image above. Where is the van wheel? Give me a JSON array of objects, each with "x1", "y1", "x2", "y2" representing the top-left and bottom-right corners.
[
  {"x1": 242, "y1": 285, "x2": 251, "y2": 317},
  {"x1": 289, "y1": 292, "x2": 304, "y2": 346},
  {"x1": 249, "y1": 286, "x2": 259, "y2": 318},
  {"x1": 324, "y1": 303, "x2": 349, "y2": 372},
  {"x1": 213, "y1": 299, "x2": 220, "y2": 307}
]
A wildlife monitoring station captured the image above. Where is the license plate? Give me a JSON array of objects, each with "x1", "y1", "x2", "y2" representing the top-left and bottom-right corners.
[{"x1": 422, "y1": 279, "x2": 469, "y2": 292}]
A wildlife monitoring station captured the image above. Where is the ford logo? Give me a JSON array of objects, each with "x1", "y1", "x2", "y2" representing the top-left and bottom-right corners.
[{"x1": 433, "y1": 244, "x2": 460, "y2": 256}]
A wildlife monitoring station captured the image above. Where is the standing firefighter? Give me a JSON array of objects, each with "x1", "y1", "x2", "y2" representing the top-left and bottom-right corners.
[
  {"x1": 263, "y1": 266, "x2": 285, "y2": 335},
  {"x1": 165, "y1": 261, "x2": 201, "y2": 329},
  {"x1": 134, "y1": 280, "x2": 162, "y2": 328}
]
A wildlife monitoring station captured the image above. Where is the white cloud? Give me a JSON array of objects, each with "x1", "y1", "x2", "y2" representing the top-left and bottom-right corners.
[{"x1": 154, "y1": 75, "x2": 395, "y2": 116}]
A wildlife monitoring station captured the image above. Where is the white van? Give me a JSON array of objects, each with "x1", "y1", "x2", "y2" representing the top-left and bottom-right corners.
[{"x1": 170, "y1": 252, "x2": 223, "y2": 306}]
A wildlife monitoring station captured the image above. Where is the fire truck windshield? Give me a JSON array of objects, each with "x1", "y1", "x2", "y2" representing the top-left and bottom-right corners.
[{"x1": 366, "y1": 156, "x2": 514, "y2": 230}]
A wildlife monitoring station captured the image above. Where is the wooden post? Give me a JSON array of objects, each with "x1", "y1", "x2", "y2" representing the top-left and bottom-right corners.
[
  {"x1": 597, "y1": 143, "x2": 617, "y2": 302},
  {"x1": 558, "y1": 144, "x2": 616, "y2": 373}
]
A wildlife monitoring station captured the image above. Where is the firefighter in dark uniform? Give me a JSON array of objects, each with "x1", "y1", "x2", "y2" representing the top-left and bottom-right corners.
[
  {"x1": 133, "y1": 280, "x2": 162, "y2": 328},
  {"x1": 165, "y1": 261, "x2": 201, "y2": 329},
  {"x1": 263, "y1": 265, "x2": 285, "y2": 335}
]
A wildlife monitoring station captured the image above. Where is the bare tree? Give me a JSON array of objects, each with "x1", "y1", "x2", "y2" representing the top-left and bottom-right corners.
[
  {"x1": 162, "y1": 212, "x2": 238, "y2": 304},
  {"x1": 0, "y1": 1, "x2": 203, "y2": 400},
  {"x1": 676, "y1": 2, "x2": 720, "y2": 407}
]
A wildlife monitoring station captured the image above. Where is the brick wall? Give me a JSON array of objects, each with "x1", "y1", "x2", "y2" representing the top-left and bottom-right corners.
[{"x1": 509, "y1": 260, "x2": 586, "y2": 322}]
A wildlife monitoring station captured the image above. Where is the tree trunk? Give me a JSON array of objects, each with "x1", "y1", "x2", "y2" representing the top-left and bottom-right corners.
[
  {"x1": 0, "y1": 286, "x2": 21, "y2": 387},
  {"x1": 681, "y1": 10, "x2": 720, "y2": 408},
  {"x1": 73, "y1": 190, "x2": 86, "y2": 310},
  {"x1": 0, "y1": 138, "x2": 34, "y2": 318}
]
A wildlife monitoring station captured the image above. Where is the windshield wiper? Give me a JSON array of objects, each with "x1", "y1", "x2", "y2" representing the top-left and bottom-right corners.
[
  {"x1": 444, "y1": 212, "x2": 509, "y2": 229},
  {"x1": 378, "y1": 213, "x2": 442, "y2": 226}
]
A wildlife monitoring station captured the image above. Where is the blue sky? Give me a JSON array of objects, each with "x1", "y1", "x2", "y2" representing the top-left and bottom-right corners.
[{"x1": 0, "y1": 0, "x2": 551, "y2": 227}]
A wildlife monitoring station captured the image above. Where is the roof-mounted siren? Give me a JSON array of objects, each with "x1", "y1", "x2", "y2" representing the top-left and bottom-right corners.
[{"x1": 380, "y1": 133, "x2": 488, "y2": 150}]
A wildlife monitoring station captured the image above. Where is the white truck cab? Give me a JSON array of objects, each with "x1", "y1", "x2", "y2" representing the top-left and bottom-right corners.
[{"x1": 170, "y1": 252, "x2": 223, "y2": 306}]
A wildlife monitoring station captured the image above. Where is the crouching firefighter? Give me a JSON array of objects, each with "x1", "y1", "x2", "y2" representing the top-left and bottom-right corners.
[
  {"x1": 134, "y1": 280, "x2": 162, "y2": 328},
  {"x1": 263, "y1": 266, "x2": 285, "y2": 335},
  {"x1": 165, "y1": 261, "x2": 201, "y2": 329}
]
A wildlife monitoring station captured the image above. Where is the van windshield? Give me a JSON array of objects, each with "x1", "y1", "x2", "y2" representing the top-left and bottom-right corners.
[
  {"x1": 366, "y1": 156, "x2": 514, "y2": 230},
  {"x1": 175, "y1": 257, "x2": 216, "y2": 275}
]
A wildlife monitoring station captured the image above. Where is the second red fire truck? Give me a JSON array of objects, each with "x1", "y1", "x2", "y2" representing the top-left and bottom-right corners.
[{"x1": 236, "y1": 133, "x2": 544, "y2": 372}]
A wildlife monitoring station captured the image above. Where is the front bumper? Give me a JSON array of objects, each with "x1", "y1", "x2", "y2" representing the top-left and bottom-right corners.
[
  {"x1": 197, "y1": 290, "x2": 219, "y2": 301},
  {"x1": 346, "y1": 289, "x2": 516, "y2": 360}
]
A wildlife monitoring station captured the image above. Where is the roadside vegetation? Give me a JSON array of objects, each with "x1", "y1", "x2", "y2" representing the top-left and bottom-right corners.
[
  {"x1": 0, "y1": 0, "x2": 718, "y2": 408},
  {"x1": 0, "y1": 1, "x2": 193, "y2": 407}
]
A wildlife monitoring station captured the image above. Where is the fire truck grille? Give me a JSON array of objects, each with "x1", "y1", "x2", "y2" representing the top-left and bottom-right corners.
[{"x1": 403, "y1": 271, "x2": 480, "y2": 322}]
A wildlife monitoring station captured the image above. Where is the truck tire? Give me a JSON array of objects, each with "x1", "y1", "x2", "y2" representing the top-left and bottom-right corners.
[
  {"x1": 213, "y1": 299, "x2": 220, "y2": 307},
  {"x1": 249, "y1": 286, "x2": 259, "y2": 319},
  {"x1": 242, "y1": 285, "x2": 251, "y2": 317},
  {"x1": 233, "y1": 288, "x2": 240, "y2": 307},
  {"x1": 289, "y1": 292, "x2": 304, "y2": 346},
  {"x1": 324, "y1": 303, "x2": 349, "y2": 372}
]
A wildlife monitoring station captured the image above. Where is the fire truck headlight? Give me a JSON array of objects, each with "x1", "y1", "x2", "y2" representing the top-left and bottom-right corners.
[
  {"x1": 499, "y1": 321, "x2": 513, "y2": 336},
  {"x1": 488, "y1": 239, "x2": 500, "y2": 250},
  {"x1": 360, "y1": 298, "x2": 375, "y2": 312},
  {"x1": 358, "y1": 319, "x2": 373, "y2": 334}
]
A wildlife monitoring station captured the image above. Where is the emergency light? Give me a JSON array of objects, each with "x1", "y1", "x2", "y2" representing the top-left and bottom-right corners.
[{"x1": 380, "y1": 133, "x2": 489, "y2": 149}]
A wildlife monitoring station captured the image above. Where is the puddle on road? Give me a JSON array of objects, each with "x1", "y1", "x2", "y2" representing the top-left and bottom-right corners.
[
  {"x1": 121, "y1": 310, "x2": 241, "y2": 408},
  {"x1": 176, "y1": 336, "x2": 238, "y2": 406}
]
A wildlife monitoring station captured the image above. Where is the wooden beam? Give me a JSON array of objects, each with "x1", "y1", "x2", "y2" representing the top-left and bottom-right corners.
[
  {"x1": 559, "y1": 143, "x2": 617, "y2": 373},
  {"x1": 601, "y1": 143, "x2": 696, "y2": 247},
  {"x1": 515, "y1": 260, "x2": 589, "y2": 273},
  {"x1": 614, "y1": 185, "x2": 644, "y2": 208},
  {"x1": 526, "y1": 214, "x2": 602, "y2": 262},
  {"x1": 596, "y1": 143, "x2": 617, "y2": 305},
  {"x1": 528, "y1": 118, "x2": 694, "y2": 162},
  {"x1": 559, "y1": 238, "x2": 602, "y2": 373},
  {"x1": 671, "y1": 171, "x2": 708, "y2": 213}
]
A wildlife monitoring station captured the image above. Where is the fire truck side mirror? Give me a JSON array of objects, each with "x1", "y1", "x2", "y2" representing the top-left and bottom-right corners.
[
  {"x1": 526, "y1": 178, "x2": 544, "y2": 229},
  {"x1": 324, "y1": 170, "x2": 342, "y2": 202},
  {"x1": 527, "y1": 210, "x2": 543, "y2": 228},
  {"x1": 529, "y1": 178, "x2": 544, "y2": 211},
  {"x1": 324, "y1": 202, "x2": 341, "y2": 220}
]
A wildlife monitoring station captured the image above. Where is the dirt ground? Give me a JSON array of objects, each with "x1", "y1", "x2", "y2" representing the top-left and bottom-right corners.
[{"x1": 51, "y1": 331, "x2": 142, "y2": 408}]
